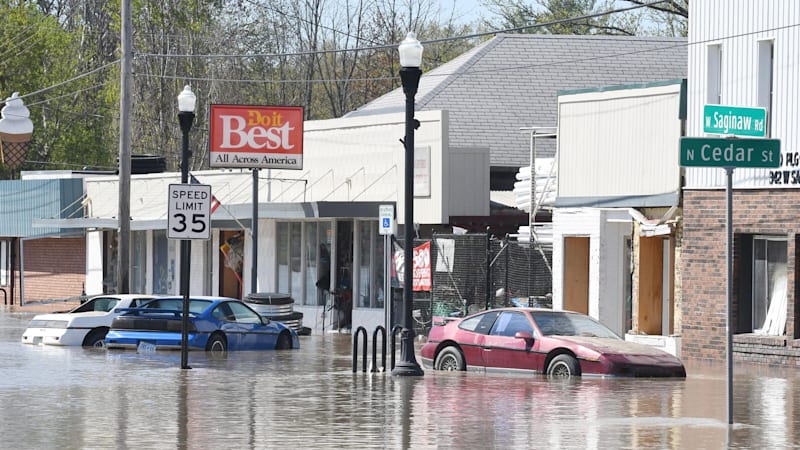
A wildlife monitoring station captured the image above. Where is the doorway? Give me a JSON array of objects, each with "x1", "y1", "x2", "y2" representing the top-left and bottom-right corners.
[
  {"x1": 563, "y1": 236, "x2": 589, "y2": 314},
  {"x1": 219, "y1": 230, "x2": 244, "y2": 299},
  {"x1": 333, "y1": 220, "x2": 353, "y2": 330}
]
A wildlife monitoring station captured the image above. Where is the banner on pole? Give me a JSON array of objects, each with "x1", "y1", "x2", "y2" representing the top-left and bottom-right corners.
[{"x1": 393, "y1": 241, "x2": 432, "y2": 291}]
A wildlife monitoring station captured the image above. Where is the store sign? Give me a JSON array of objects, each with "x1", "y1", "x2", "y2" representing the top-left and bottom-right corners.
[{"x1": 209, "y1": 104, "x2": 304, "y2": 170}]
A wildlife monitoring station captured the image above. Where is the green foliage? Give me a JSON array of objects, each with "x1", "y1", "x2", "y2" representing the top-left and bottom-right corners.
[{"x1": 0, "y1": 3, "x2": 117, "y2": 176}]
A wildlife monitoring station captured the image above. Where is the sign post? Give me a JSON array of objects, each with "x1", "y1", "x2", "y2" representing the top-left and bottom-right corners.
[
  {"x1": 379, "y1": 204, "x2": 395, "y2": 330},
  {"x1": 680, "y1": 135, "x2": 780, "y2": 425}
]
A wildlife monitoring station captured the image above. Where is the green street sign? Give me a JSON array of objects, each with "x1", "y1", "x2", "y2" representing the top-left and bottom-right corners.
[
  {"x1": 680, "y1": 137, "x2": 781, "y2": 168},
  {"x1": 703, "y1": 104, "x2": 767, "y2": 137}
]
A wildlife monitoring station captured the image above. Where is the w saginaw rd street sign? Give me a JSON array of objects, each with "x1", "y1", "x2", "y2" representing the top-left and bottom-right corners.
[
  {"x1": 703, "y1": 104, "x2": 767, "y2": 137},
  {"x1": 680, "y1": 137, "x2": 781, "y2": 168},
  {"x1": 168, "y1": 184, "x2": 212, "y2": 240}
]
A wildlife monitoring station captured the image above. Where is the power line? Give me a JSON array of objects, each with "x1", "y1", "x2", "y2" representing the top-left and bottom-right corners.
[
  {"x1": 14, "y1": 61, "x2": 119, "y2": 102},
  {"x1": 136, "y1": 0, "x2": 670, "y2": 59}
]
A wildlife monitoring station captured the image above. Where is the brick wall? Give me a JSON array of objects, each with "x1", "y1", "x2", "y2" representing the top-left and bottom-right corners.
[
  {"x1": 13, "y1": 237, "x2": 86, "y2": 303},
  {"x1": 682, "y1": 189, "x2": 800, "y2": 363}
]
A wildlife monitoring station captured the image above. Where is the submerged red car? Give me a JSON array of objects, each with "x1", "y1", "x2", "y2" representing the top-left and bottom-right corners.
[{"x1": 420, "y1": 308, "x2": 686, "y2": 378}]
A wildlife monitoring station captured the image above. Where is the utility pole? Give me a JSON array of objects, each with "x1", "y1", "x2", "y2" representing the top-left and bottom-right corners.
[{"x1": 117, "y1": 0, "x2": 132, "y2": 294}]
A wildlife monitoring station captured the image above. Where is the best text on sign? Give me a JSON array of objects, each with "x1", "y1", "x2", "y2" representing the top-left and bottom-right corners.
[
  {"x1": 168, "y1": 184, "x2": 211, "y2": 240},
  {"x1": 209, "y1": 105, "x2": 304, "y2": 170}
]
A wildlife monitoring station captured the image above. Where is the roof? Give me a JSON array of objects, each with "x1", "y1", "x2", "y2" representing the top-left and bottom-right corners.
[{"x1": 347, "y1": 34, "x2": 687, "y2": 168}]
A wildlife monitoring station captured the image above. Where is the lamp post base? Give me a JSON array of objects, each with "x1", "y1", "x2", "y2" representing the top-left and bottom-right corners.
[{"x1": 392, "y1": 360, "x2": 424, "y2": 377}]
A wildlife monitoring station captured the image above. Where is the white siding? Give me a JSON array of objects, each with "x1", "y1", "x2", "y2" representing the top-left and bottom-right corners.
[
  {"x1": 552, "y1": 208, "x2": 631, "y2": 336},
  {"x1": 687, "y1": 0, "x2": 800, "y2": 188},
  {"x1": 557, "y1": 82, "x2": 683, "y2": 201}
]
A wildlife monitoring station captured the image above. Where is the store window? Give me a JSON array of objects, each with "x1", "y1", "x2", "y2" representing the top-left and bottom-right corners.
[
  {"x1": 304, "y1": 221, "x2": 333, "y2": 306},
  {"x1": 277, "y1": 222, "x2": 290, "y2": 295},
  {"x1": 290, "y1": 223, "x2": 302, "y2": 297},
  {"x1": 0, "y1": 240, "x2": 8, "y2": 287},
  {"x1": 752, "y1": 236, "x2": 786, "y2": 334},
  {"x1": 131, "y1": 231, "x2": 147, "y2": 293},
  {"x1": 279, "y1": 221, "x2": 332, "y2": 305},
  {"x1": 152, "y1": 230, "x2": 175, "y2": 294},
  {"x1": 757, "y1": 39, "x2": 774, "y2": 137},
  {"x1": 707, "y1": 44, "x2": 722, "y2": 105},
  {"x1": 103, "y1": 231, "x2": 117, "y2": 293},
  {"x1": 355, "y1": 220, "x2": 385, "y2": 309}
]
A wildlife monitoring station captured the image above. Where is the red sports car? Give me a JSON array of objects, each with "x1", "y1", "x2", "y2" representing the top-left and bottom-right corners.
[{"x1": 420, "y1": 308, "x2": 686, "y2": 378}]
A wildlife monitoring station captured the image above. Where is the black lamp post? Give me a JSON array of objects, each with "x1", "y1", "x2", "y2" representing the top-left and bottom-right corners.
[
  {"x1": 392, "y1": 32, "x2": 424, "y2": 377},
  {"x1": 177, "y1": 85, "x2": 196, "y2": 370}
]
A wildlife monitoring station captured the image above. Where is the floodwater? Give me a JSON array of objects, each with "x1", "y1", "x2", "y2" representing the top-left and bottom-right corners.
[{"x1": 1, "y1": 309, "x2": 799, "y2": 450}]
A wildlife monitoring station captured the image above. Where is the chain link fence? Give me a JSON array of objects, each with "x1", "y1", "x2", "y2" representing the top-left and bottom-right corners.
[{"x1": 394, "y1": 233, "x2": 552, "y2": 336}]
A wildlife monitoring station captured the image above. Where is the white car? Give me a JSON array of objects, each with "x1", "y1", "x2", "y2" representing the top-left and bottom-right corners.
[{"x1": 21, "y1": 294, "x2": 156, "y2": 348}]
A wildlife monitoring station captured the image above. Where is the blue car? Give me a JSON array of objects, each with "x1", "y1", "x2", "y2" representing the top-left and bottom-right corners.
[{"x1": 105, "y1": 296, "x2": 300, "y2": 352}]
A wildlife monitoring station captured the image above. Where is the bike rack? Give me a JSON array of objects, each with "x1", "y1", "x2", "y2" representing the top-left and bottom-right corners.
[
  {"x1": 352, "y1": 326, "x2": 368, "y2": 373},
  {"x1": 372, "y1": 326, "x2": 386, "y2": 372},
  {"x1": 352, "y1": 324, "x2": 403, "y2": 373}
]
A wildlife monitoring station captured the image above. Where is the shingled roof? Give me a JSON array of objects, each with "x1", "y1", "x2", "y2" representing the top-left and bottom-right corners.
[{"x1": 347, "y1": 33, "x2": 687, "y2": 169}]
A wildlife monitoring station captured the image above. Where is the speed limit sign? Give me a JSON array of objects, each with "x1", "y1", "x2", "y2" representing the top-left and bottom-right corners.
[{"x1": 167, "y1": 184, "x2": 212, "y2": 240}]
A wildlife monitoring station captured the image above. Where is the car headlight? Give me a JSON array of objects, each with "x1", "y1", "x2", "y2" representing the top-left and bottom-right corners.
[{"x1": 28, "y1": 319, "x2": 69, "y2": 329}]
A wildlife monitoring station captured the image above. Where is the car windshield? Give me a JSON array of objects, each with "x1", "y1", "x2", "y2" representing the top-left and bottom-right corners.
[
  {"x1": 143, "y1": 299, "x2": 212, "y2": 314},
  {"x1": 71, "y1": 297, "x2": 119, "y2": 313},
  {"x1": 531, "y1": 311, "x2": 620, "y2": 339}
]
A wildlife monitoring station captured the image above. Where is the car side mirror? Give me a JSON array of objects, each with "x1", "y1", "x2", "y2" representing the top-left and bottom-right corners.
[{"x1": 514, "y1": 331, "x2": 534, "y2": 341}]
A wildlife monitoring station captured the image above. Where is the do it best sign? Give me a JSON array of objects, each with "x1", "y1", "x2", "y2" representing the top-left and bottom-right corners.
[{"x1": 209, "y1": 105, "x2": 304, "y2": 170}]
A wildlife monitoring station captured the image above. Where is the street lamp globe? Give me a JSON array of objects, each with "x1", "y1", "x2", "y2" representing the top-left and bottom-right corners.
[
  {"x1": 398, "y1": 32, "x2": 423, "y2": 68},
  {"x1": 177, "y1": 85, "x2": 196, "y2": 113}
]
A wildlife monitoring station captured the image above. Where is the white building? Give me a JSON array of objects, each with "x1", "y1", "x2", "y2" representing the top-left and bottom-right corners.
[{"x1": 552, "y1": 80, "x2": 686, "y2": 356}]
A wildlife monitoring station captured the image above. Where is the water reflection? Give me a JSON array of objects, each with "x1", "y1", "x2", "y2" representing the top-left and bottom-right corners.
[{"x1": 1, "y1": 309, "x2": 799, "y2": 448}]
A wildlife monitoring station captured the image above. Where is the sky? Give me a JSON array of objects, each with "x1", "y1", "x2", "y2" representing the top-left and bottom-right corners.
[{"x1": 442, "y1": 0, "x2": 492, "y2": 25}]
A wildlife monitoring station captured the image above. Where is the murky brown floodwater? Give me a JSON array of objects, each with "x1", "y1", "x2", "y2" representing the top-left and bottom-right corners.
[{"x1": 1, "y1": 307, "x2": 799, "y2": 449}]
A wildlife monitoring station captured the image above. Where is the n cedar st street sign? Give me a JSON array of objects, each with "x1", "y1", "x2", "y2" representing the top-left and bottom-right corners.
[{"x1": 680, "y1": 137, "x2": 781, "y2": 168}]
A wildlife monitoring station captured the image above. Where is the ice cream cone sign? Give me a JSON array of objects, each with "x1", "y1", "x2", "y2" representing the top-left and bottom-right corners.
[{"x1": 0, "y1": 92, "x2": 34, "y2": 172}]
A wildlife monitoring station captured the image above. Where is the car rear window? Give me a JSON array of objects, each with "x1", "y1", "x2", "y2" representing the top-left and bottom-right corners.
[{"x1": 459, "y1": 311, "x2": 501, "y2": 335}]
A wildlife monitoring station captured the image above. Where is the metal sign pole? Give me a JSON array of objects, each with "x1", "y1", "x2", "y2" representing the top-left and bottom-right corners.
[
  {"x1": 385, "y1": 234, "x2": 391, "y2": 331},
  {"x1": 725, "y1": 166, "x2": 734, "y2": 425}
]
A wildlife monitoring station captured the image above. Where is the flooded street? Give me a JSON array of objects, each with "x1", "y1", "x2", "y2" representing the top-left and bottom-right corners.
[{"x1": 1, "y1": 308, "x2": 799, "y2": 449}]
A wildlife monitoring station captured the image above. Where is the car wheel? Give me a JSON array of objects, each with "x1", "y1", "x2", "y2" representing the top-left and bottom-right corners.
[
  {"x1": 434, "y1": 346, "x2": 465, "y2": 371},
  {"x1": 547, "y1": 354, "x2": 580, "y2": 378},
  {"x1": 206, "y1": 333, "x2": 227, "y2": 354},
  {"x1": 275, "y1": 331, "x2": 292, "y2": 350},
  {"x1": 83, "y1": 329, "x2": 107, "y2": 348}
]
